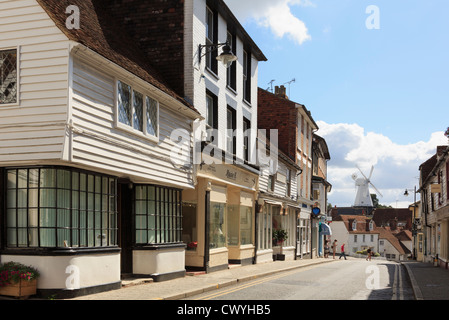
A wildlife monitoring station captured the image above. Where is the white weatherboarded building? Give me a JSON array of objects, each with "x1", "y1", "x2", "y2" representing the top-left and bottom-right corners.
[{"x1": 0, "y1": 0, "x2": 200, "y2": 298}]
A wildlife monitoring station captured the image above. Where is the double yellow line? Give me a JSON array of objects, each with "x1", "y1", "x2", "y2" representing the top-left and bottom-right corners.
[{"x1": 194, "y1": 266, "x2": 313, "y2": 300}]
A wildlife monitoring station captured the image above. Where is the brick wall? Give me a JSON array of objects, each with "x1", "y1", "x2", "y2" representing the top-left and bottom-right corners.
[
  {"x1": 101, "y1": 0, "x2": 186, "y2": 97},
  {"x1": 257, "y1": 87, "x2": 297, "y2": 162}
]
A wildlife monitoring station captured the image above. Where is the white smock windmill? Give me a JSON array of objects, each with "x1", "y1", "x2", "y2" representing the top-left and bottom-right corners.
[{"x1": 351, "y1": 165, "x2": 383, "y2": 207}]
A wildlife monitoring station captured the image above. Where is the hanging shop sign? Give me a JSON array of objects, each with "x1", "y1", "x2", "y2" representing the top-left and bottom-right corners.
[{"x1": 312, "y1": 207, "x2": 321, "y2": 217}]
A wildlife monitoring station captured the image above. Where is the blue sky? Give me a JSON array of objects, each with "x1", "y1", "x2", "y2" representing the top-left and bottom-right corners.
[{"x1": 224, "y1": 0, "x2": 449, "y2": 207}]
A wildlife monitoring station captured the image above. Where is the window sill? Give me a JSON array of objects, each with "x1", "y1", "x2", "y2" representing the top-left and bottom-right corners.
[
  {"x1": 205, "y1": 67, "x2": 219, "y2": 81},
  {"x1": 133, "y1": 243, "x2": 187, "y2": 251},
  {"x1": 210, "y1": 247, "x2": 228, "y2": 254},
  {"x1": 243, "y1": 99, "x2": 252, "y2": 108},
  {"x1": 1, "y1": 247, "x2": 121, "y2": 256},
  {"x1": 0, "y1": 101, "x2": 20, "y2": 109},
  {"x1": 115, "y1": 122, "x2": 159, "y2": 144},
  {"x1": 226, "y1": 85, "x2": 237, "y2": 96}
]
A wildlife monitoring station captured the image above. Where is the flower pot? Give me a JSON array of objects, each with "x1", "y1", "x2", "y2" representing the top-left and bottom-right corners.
[
  {"x1": 277, "y1": 254, "x2": 285, "y2": 261},
  {"x1": 0, "y1": 279, "x2": 37, "y2": 299}
]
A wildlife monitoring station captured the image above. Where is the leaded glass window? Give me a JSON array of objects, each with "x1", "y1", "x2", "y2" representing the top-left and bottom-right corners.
[
  {"x1": 118, "y1": 81, "x2": 132, "y2": 126},
  {"x1": 146, "y1": 96, "x2": 158, "y2": 137},
  {"x1": 133, "y1": 90, "x2": 143, "y2": 131},
  {"x1": 0, "y1": 49, "x2": 18, "y2": 105},
  {"x1": 117, "y1": 80, "x2": 159, "y2": 139}
]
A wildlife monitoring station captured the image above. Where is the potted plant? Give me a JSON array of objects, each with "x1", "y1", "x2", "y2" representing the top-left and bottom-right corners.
[
  {"x1": 273, "y1": 229, "x2": 288, "y2": 261},
  {"x1": 0, "y1": 262, "x2": 40, "y2": 299}
]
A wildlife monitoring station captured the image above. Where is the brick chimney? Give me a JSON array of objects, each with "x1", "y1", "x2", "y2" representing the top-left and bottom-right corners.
[
  {"x1": 389, "y1": 217, "x2": 398, "y2": 231},
  {"x1": 331, "y1": 206, "x2": 339, "y2": 220},
  {"x1": 275, "y1": 85, "x2": 288, "y2": 99}
]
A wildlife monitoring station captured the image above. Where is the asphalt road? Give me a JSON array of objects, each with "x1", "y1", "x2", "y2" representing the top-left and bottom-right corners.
[{"x1": 185, "y1": 259, "x2": 414, "y2": 300}]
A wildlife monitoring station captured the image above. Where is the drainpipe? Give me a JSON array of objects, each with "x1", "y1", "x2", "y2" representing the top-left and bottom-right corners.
[
  {"x1": 253, "y1": 203, "x2": 259, "y2": 264},
  {"x1": 204, "y1": 190, "x2": 210, "y2": 272},
  {"x1": 0, "y1": 168, "x2": 3, "y2": 264}
]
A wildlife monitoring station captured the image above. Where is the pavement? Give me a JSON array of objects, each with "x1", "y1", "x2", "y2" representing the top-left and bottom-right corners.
[{"x1": 402, "y1": 260, "x2": 449, "y2": 300}]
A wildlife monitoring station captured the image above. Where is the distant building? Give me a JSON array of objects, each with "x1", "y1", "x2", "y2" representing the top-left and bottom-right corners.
[
  {"x1": 377, "y1": 228, "x2": 412, "y2": 261},
  {"x1": 329, "y1": 213, "x2": 412, "y2": 261},
  {"x1": 418, "y1": 145, "x2": 449, "y2": 268},
  {"x1": 330, "y1": 206, "x2": 374, "y2": 220},
  {"x1": 257, "y1": 86, "x2": 319, "y2": 259},
  {"x1": 330, "y1": 215, "x2": 378, "y2": 255},
  {"x1": 372, "y1": 208, "x2": 413, "y2": 231}
]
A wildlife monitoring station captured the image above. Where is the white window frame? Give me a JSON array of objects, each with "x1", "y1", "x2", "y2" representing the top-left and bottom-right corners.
[
  {"x1": 205, "y1": 6, "x2": 215, "y2": 71},
  {"x1": 115, "y1": 79, "x2": 159, "y2": 142},
  {"x1": 0, "y1": 46, "x2": 20, "y2": 107},
  {"x1": 243, "y1": 50, "x2": 249, "y2": 102}
]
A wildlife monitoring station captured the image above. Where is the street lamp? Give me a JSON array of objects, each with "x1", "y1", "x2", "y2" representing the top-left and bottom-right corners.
[
  {"x1": 404, "y1": 186, "x2": 417, "y2": 260},
  {"x1": 198, "y1": 42, "x2": 238, "y2": 68}
]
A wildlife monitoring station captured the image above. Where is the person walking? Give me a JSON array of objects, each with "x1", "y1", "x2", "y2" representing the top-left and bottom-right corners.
[
  {"x1": 324, "y1": 240, "x2": 330, "y2": 258},
  {"x1": 332, "y1": 239, "x2": 337, "y2": 259},
  {"x1": 339, "y1": 243, "x2": 347, "y2": 260},
  {"x1": 366, "y1": 248, "x2": 372, "y2": 261}
]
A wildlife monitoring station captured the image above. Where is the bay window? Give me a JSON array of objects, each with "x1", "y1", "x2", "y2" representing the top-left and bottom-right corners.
[
  {"x1": 134, "y1": 185, "x2": 182, "y2": 245},
  {"x1": 6, "y1": 167, "x2": 118, "y2": 249}
]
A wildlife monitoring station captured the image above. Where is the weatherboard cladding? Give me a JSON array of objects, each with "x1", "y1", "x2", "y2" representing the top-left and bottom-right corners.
[{"x1": 0, "y1": 0, "x2": 70, "y2": 163}]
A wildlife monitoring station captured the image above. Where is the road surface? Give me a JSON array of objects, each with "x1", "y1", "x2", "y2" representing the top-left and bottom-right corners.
[{"x1": 185, "y1": 258, "x2": 414, "y2": 300}]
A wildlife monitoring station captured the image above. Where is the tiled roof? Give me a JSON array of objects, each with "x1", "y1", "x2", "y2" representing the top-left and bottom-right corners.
[
  {"x1": 36, "y1": 0, "x2": 198, "y2": 114},
  {"x1": 372, "y1": 208, "x2": 412, "y2": 230},
  {"x1": 395, "y1": 230, "x2": 412, "y2": 241},
  {"x1": 377, "y1": 227, "x2": 411, "y2": 255},
  {"x1": 335, "y1": 215, "x2": 378, "y2": 234},
  {"x1": 419, "y1": 154, "x2": 437, "y2": 183}
]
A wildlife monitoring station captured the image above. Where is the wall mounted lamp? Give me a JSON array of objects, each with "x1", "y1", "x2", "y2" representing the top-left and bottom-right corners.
[{"x1": 198, "y1": 42, "x2": 238, "y2": 68}]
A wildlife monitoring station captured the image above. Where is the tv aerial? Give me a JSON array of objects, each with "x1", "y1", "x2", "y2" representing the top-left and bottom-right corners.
[{"x1": 283, "y1": 78, "x2": 296, "y2": 97}]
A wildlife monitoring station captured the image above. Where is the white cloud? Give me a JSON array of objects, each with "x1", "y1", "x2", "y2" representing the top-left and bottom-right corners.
[
  {"x1": 316, "y1": 121, "x2": 448, "y2": 208},
  {"x1": 224, "y1": 0, "x2": 312, "y2": 45}
]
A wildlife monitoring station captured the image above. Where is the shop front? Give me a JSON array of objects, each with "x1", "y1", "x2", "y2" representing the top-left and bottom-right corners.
[
  {"x1": 0, "y1": 166, "x2": 189, "y2": 297},
  {"x1": 296, "y1": 206, "x2": 312, "y2": 259},
  {"x1": 1, "y1": 166, "x2": 121, "y2": 298},
  {"x1": 182, "y1": 162, "x2": 258, "y2": 272}
]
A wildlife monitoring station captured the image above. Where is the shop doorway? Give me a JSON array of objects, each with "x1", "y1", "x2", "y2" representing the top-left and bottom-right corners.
[{"x1": 118, "y1": 182, "x2": 133, "y2": 275}]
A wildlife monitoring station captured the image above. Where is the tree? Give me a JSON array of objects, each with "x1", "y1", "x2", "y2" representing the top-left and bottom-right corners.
[{"x1": 370, "y1": 194, "x2": 392, "y2": 208}]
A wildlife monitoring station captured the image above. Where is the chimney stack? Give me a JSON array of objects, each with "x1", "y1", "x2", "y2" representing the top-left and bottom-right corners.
[
  {"x1": 389, "y1": 217, "x2": 398, "y2": 231},
  {"x1": 274, "y1": 85, "x2": 288, "y2": 99}
]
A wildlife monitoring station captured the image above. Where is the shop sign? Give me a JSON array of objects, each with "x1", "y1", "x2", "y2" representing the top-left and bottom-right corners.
[
  {"x1": 431, "y1": 184, "x2": 442, "y2": 193},
  {"x1": 199, "y1": 164, "x2": 257, "y2": 190}
]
